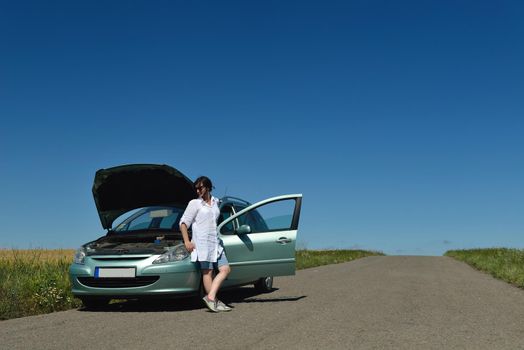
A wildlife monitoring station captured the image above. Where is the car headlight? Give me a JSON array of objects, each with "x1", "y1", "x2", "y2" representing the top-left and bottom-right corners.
[
  {"x1": 73, "y1": 247, "x2": 86, "y2": 264},
  {"x1": 153, "y1": 244, "x2": 189, "y2": 264}
]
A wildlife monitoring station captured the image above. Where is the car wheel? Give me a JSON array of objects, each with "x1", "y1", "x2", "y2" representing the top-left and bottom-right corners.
[
  {"x1": 80, "y1": 297, "x2": 110, "y2": 309},
  {"x1": 254, "y1": 276, "x2": 273, "y2": 293},
  {"x1": 198, "y1": 278, "x2": 206, "y2": 298}
]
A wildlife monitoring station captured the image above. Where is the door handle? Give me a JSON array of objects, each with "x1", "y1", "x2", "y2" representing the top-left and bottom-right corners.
[{"x1": 276, "y1": 237, "x2": 292, "y2": 244}]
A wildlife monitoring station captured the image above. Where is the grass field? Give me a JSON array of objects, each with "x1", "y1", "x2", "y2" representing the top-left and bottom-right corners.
[
  {"x1": 445, "y1": 248, "x2": 524, "y2": 288},
  {"x1": 0, "y1": 248, "x2": 382, "y2": 320},
  {"x1": 296, "y1": 249, "x2": 384, "y2": 269},
  {"x1": 0, "y1": 249, "x2": 80, "y2": 320}
]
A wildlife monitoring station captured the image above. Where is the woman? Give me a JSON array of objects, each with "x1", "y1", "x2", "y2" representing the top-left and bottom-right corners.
[{"x1": 179, "y1": 176, "x2": 232, "y2": 312}]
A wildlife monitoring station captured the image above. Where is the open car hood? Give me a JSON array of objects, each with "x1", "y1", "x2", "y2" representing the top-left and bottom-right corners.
[{"x1": 92, "y1": 164, "x2": 196, "y2": 230}]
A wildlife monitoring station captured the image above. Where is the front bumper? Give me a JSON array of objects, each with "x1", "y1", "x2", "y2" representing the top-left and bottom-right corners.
[{"x1": 69, "y1": 254, "x2": 200, "y2": 297}]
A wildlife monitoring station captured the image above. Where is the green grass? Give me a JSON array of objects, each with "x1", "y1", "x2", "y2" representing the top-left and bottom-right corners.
[
  {"x1": 0, "y1": 248, "x2": 382, "y2": 320},
  {"x1": 0, "y1": 249, "x2": 81, "y2": 320},
  {"x1": 296, "y1": 249, "x2": 384, "y2": 270},
  {"x1": 445, "y1": 248, "x2": 524, "y2": 288}
]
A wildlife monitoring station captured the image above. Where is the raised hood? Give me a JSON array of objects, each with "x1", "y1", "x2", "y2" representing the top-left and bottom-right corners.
[{"x1": 92, "y1": 164, "x2": 196, "y2": 230}]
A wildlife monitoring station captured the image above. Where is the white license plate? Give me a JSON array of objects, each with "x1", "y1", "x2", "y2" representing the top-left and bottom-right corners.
[{"x1": 94, "y1": 267, "x2": 135, "y2": 278}]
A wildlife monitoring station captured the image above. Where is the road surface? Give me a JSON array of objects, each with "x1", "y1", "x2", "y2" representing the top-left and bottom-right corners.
[{"x1": 2, "y1": 256, "x2": 524, "y2": 349}]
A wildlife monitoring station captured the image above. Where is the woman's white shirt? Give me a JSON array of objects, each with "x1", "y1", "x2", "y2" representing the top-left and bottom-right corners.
[{"x1": 179, "y1": 196, "x2": 223, "y2": 262}]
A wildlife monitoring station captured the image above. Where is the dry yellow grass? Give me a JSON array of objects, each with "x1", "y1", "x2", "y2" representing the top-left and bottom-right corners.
[{"x1": 0, "y1": 249, "x2": 75, "y2": 263}]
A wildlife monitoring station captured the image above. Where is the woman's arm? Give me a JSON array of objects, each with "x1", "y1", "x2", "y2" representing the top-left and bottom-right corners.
[
  {"x1": 180, "y1": 223, "x2": 195, "y2": 252},
  {"x1": 179, "y1": 201, "x2": 197, "y2": 252}
]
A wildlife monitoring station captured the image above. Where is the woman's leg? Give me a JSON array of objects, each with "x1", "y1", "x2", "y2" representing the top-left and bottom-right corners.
[
  {"x1": 201, "y1": 269, "x2": 213, "y2": 294},
  {"x1": 207, "y1": 264, "x2": 231, "y2": 301}
]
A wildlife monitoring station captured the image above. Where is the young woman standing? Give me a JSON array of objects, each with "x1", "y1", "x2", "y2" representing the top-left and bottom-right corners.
[{"x1": 179, "y1": 176, "x2": 231, "y2": 312}]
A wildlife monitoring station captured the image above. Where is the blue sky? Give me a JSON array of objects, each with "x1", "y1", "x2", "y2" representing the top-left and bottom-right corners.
[{"x1": 1, "y1": 0, "x2": 522, "y2": 255}]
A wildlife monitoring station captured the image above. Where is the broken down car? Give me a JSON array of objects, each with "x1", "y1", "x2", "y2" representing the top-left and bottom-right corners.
[{"x1": 69, "y1": 164, "x2": 302, "y2": 308}]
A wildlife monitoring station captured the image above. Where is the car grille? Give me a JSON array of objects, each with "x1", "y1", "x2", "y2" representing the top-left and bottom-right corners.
[
  {"x1": 78, "y1": 276, "x2": 159, "y2": 288},
  {"x1": 90, "y1": 257, "x2": 148, "y2": 261}
]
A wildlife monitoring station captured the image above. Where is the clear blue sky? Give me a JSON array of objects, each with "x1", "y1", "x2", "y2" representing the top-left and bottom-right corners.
[{"x1": 1, "y1": 0, "x2": 522, "y2": 255}]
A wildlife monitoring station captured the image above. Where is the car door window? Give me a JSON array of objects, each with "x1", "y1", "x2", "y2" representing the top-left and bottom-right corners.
[
  {"x1": 254, "y1": 199, "x2": 295, "y2": 231},
  {"x1": 236, "y1": 209, "x2": 268, "y2": 233},
  {"x1": 226, "y1": 198, "x2": 297, "y2": 234}
]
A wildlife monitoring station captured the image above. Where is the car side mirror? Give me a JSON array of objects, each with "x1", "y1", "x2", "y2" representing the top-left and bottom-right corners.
[{"x1": 236, "y1": 224, "x2": 251, "y2": 235}]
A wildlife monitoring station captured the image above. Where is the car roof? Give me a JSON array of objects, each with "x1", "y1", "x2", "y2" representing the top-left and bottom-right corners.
[{"x1": 220, "y1": 196, "x2": 251, "y2": 207}]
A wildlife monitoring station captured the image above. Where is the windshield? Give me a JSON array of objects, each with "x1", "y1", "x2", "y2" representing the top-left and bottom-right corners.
[{"x1": 113, "y1": 206, "x2": 185, "y2": 233}]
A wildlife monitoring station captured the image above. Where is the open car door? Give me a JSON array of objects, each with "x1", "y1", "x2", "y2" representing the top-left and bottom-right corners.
[{"x1": 218, "y1": 194, "x2": 302, "y2": 283}]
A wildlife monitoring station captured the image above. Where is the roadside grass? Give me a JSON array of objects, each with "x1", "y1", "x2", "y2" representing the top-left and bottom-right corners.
[
  {"x1": 445, "y1": 248, "x2": 524, "y2": 288},
  {"x1": 296, "y1": 249, "x2": 385, "y2": 270},
  {"x1": 1, "y1": 248, "x2": 383, "y2": 320},
  {"x1": 0, "y1": 249, "x2": 80, "y2": 320}
]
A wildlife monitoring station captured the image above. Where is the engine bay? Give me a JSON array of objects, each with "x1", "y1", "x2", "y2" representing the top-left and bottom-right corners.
[{"x1": 85, "y1": 233, "x2": 184, "y2": 255}]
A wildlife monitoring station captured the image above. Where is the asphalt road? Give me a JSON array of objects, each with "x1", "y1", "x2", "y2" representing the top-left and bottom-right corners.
[{"x1": 2, "y1": 256, "x2": 524, "y2": 349}]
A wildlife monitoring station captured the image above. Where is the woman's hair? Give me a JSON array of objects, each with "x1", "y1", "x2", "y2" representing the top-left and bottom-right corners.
[{"x1": 194, "y1": 176, "x2": 213, "y2": 191}]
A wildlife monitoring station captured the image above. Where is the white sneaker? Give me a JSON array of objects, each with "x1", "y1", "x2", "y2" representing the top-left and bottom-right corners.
[
  {"x1": 216, "y1": 299, "x2": 232, "y2": 312},
  {"x1": 202, "y1": 296, "x2": 218, "y2": 312}
]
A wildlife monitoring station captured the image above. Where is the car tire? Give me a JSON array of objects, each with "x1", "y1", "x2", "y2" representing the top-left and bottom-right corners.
[
  {"x1": 80, "y1": 297, "x2": 110, "y2": 309},
  {"x1": 198, "y1": 278, "x2": 206, "y2": 298},
  {"x1": 254, "y1": 276, "x2": 273, "y2": 293}
]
